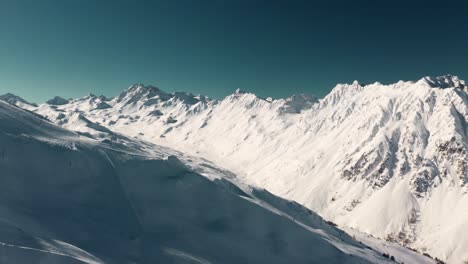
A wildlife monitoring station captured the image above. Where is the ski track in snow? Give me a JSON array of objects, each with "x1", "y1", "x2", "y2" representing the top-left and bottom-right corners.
[
  {"x1": 0, "y1": 240, "x2": 102, "y2": 264},
  {"x1": 163, "y1": 248, "x2": 212, "y2": 264}
]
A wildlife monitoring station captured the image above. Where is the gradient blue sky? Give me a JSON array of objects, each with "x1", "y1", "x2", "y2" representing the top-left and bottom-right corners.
[{"x1": 1, "y1": 0, "x2": 467, "y2": 102}]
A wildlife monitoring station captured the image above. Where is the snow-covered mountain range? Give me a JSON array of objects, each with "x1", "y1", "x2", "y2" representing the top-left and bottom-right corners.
[
  {"x1": 0, "y1": 100, "x2": 403, "y2": 263},
  {"x1": 2, "y1": 74, "x2": 467, "y2": 263}
]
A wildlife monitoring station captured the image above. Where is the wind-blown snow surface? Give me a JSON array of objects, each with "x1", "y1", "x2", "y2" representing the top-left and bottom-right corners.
[
  {"x1": 6, "y1": 75, "x2": 468, "y2": 263},
  {"x1": 0, "y1": 101, "x2": 395, "y2": 263}
]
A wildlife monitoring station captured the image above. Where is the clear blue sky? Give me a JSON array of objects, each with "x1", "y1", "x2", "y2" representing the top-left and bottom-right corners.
[{"x1": 0, "y1": 0, "x2": 467, "y2": 102}]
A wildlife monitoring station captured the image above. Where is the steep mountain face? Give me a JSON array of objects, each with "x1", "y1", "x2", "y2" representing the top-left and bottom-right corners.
[
  {"x1": 0, "y1": 101, "x2": 395, "y2": 264},
  {"x1": 7, "y1": 75, "x2": 468, "y2": 263}
]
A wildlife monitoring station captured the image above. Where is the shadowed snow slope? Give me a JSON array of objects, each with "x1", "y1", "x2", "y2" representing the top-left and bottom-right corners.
[{"x1": 0, "y1": 101, "x2": 394, "y2": 263}]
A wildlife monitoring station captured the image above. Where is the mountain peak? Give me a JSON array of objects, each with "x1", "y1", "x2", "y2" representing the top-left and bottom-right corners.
[
  {"x1": 126, "y1": 83, "x2": 163, "y2": 94},
  {"x1": 234, "y1": 88, "x2": 247, "y2": 94},
  {"x1": 279, "y1": 93, "x2": 319, "y2": 113},
  {"x1": 416, "y1": 75, "x2": 465, "y2": 89},
  {"x1": 117, "y1": 84, "x2": 171, "y2": 104},
  {"x1": 46, "y1": 96, "x2": 69, "y2": 105},
  {"x1": 0, "y1": 93, "x2": 37, "y2": 107}
]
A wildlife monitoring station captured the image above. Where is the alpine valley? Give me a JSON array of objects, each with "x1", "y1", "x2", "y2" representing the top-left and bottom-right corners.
[{"x1": 1, "y1": 75, "x2": 467, "y2": 263}]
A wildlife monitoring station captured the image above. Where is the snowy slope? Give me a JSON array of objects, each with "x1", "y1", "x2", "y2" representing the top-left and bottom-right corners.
[
  {"x1": 344, "y1": 227, "x2": 440, "y2": 264},
  {"x1": 8, "y1": 75, "x2": 468, "y2": 263},
  {"x1": 0, "y1": 93, "x2": 37, "y2": 110},
  {"x1": 0, "y1": 101, "x2": 395, "y2": 264}
]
